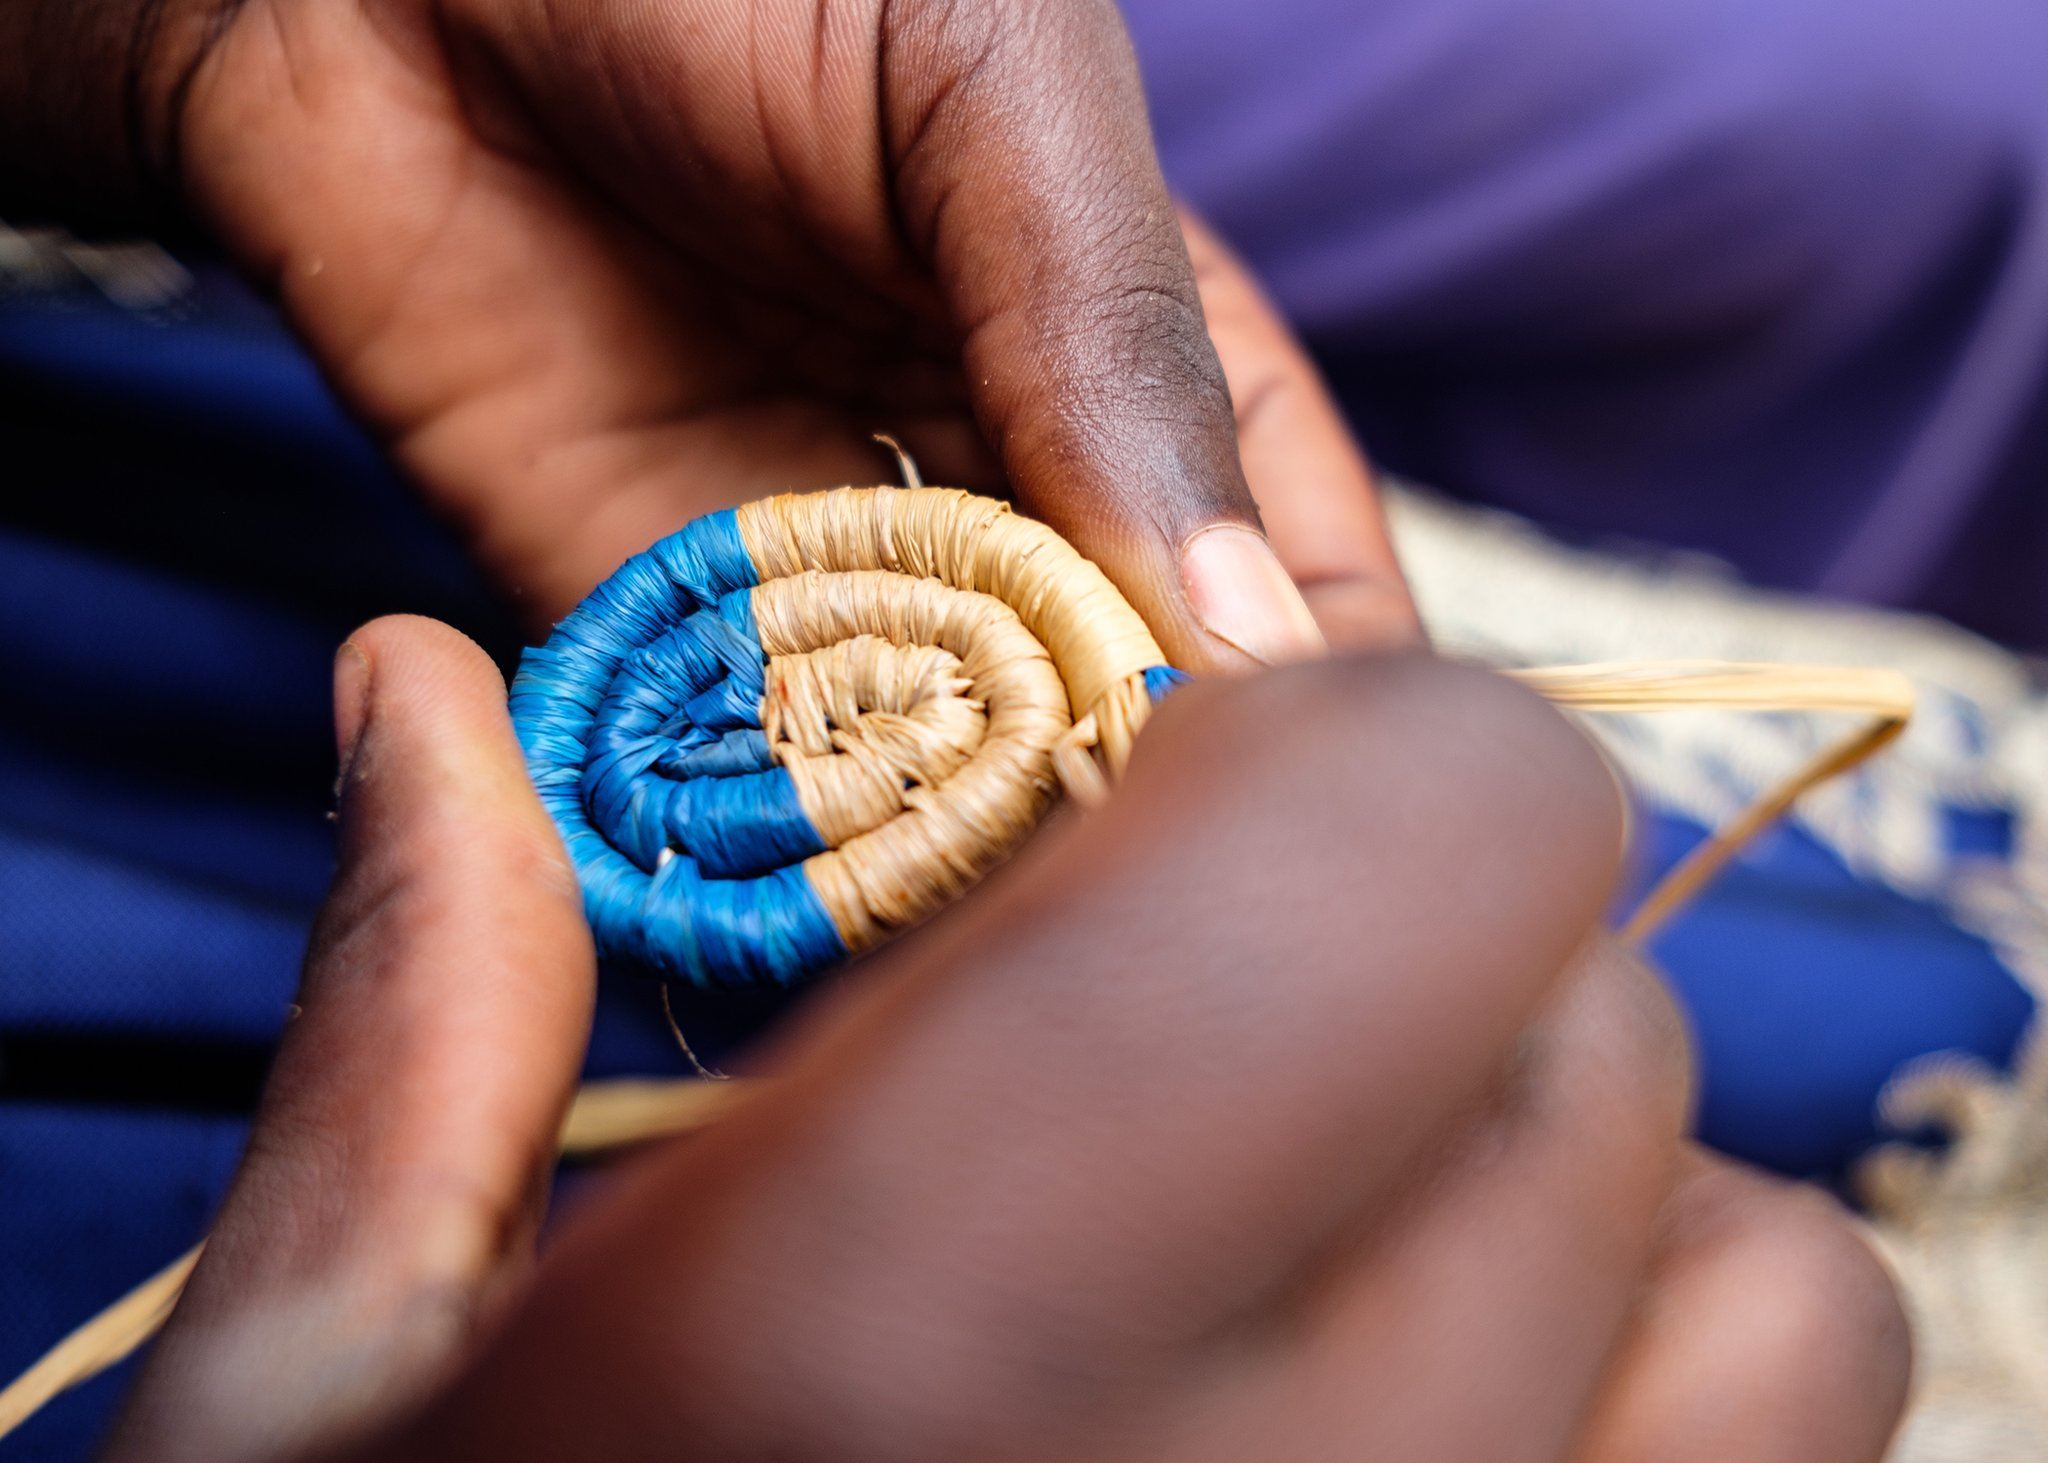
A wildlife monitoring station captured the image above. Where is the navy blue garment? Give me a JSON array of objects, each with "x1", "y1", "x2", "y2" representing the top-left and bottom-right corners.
[{"x1": 1626, "y1": 814, "x2": 2032, "y2": 1176}]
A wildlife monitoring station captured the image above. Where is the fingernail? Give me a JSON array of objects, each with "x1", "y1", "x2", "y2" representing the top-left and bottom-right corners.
[
  {"x1": 1180, "y1": 525, "x2": 1327, "y2": 666},
  {"x1": 333, "y1": 641, "x2": 372, "y2": 778}
]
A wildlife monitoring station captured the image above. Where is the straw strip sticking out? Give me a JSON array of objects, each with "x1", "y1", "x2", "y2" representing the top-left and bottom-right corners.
[{"x1": 1509, "y1": 661, "x2": 1916, "y2": 946}]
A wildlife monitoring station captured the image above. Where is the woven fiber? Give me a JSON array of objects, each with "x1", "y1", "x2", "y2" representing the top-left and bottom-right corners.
[{"x1": 510, "y1": 486, "x2": 1184, "y2": 989}]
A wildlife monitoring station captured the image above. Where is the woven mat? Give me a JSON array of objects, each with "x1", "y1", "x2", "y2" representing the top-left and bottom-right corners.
[{"x1": 1388, "y1": 487, "x2": 2048, "y2": 1459}]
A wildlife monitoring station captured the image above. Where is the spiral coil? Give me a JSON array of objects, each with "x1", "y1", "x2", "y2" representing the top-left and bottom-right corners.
[{"x1": 511, "y1": 486, "x2": 1184, "y2": 987}]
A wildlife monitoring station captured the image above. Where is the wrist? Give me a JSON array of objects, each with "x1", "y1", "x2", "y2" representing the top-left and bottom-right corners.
[{"x1": 0, "y1": 0, "x2": 240, "y2": 228}]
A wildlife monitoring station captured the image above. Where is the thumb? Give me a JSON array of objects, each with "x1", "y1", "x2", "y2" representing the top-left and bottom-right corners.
[
  {"x1": 882, "y1": 0, "x2": 1325, "y2": 673},
  {"x1": 102, "y1": 616, "x2": 595, "y2": 1463}
]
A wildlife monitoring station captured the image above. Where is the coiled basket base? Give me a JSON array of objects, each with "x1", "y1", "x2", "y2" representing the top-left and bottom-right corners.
[{"x1": 511, "y1": 487, "x2": 1183, "y2": 989}]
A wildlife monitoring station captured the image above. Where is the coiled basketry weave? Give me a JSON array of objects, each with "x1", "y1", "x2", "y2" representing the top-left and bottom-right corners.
[{"x1": 510, "y1": 485, "x2": 1186, "y2": 989}]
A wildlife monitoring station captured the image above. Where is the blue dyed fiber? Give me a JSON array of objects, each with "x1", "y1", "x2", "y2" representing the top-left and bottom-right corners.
[
  {"x1": 510, "y1": 511, "x2": 847, "y2": 988},
  {"x1": 1144, "y1": 665, "x2": 1192, "y2": 699}
]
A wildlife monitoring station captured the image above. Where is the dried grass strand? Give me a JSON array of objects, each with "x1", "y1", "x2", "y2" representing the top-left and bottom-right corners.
[
  {"x1": 0, "y1": 1246, "x2": 198, "y2": 1441},
  {"x1": 1510, "y1": 662, "x2": 1915, "y2": 947}
]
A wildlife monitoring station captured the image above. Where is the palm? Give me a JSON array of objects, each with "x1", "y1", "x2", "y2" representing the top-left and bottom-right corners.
[
  {"x1": 181, "y1": 3, "x2": 960, "y2": 622},
  {"x1": 173, "y1": 0, "x2": 1408, "y2": 663}
]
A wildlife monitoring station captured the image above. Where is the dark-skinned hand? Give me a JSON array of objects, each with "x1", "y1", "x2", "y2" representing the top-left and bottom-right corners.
[
  {"x1": 4, "y1": 0, "x2": 1413, "y2": 662},
  {"x1": 100, "y1": 619, "x2": 1910, "y2": 1463}
]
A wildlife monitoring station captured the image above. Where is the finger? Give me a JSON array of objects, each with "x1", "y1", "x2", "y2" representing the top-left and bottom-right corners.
[
  {"x1": 382, "y1": 655, "x2": 1625, "y2": 1459},
  {"x1": 103, "y1": 616, "x2": 595, "y2": 1463},
  {"x1": 1173, "y1": 937, "x2": 1692, "y2": 1461},
  {"x1": 882, "y1": 0, "x2": 1324, "y2": 672},
  {"x1": 1181, "y1": 211, "x2": 1423, "y2": 653},
  {"x1": 1570, "y1": 1152, "x2": 1911, "y2": 1463}
]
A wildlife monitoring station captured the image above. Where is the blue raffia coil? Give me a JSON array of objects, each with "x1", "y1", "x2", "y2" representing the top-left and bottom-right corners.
[{"x1": 512, "y1": 486, "x2": 1184, "y2": 989}]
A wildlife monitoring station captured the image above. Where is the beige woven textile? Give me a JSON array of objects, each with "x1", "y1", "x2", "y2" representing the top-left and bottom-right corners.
[{"x1": 737, "y1": 486, "x2": 1170, "y2": 952}]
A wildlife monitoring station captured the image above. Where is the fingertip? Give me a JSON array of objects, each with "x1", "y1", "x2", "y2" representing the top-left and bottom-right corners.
[
  {"x1": 1179, "y1": 206, "x2": 1421, "y2": 658},
  {"x1": 326, "y1": 616, "x2": 567, "y2": 908},
  {"x1": 332, "y1": 617, "x2": 518, "y2": 788},
  {"x1": 1296, "y1": 574, "x2": 1428, "y2": 654},
  {"x1": 1179, "y1": 522, "x2": 1328, "y2": 668}
]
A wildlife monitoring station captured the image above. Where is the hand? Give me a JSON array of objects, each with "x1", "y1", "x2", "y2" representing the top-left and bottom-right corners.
[
  {"x1": 102, "y1": 618, "x2": 1906, "y2": 1463},
  {"x1": 99, "y1": 0, "x2": 1413, "y2": 662}
]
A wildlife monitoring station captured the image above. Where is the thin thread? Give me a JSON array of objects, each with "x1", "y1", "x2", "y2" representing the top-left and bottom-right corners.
[
  {"x1": 871, "y1": 432, "x2": 924, "y2": 489},
  {"x1": 659, "y1": 983, "x2": 730, "y2": 1082}
]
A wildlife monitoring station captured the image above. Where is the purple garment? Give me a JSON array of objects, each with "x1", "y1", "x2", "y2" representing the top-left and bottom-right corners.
[{"x1": 1126, "y1": 0, "x2": 2048, "y2": 649}]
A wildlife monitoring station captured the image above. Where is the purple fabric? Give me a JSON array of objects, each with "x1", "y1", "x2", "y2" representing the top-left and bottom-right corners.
[{"x1": 1127, "y1": 0, "x2": 2048, "y2": 649}]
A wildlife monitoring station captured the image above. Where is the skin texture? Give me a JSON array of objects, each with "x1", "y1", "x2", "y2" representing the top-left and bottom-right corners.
[{"x1": 98, "y1": 619, "x2": 1910, "y2": 1463}]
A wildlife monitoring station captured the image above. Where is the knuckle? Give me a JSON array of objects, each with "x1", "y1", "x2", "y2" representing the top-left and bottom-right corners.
[
  {"x1": 1096, "y1": 280, "x2": 1232, "y2": 415},
  {"x1": 893, "y1": 0, "x2": 1124, "y2": 69},
  {"x1": 1706, "y1": 1178, "x2": 1913, "y2": 1413},
  {"x1": 1269, "y1": 655, "x2": 1626, "y2": 884}
]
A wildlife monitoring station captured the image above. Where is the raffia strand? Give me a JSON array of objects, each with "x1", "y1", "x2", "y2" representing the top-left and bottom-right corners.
[{"x1": 1510, "y1": 662, "x2": 1914, "y2": 945}]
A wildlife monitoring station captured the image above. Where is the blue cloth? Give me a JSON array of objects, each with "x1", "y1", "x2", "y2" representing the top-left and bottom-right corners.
[
  {"x1": 0, "y1": 282, "x2": 738, "y2": 1460},
  {"x1": 1625, "y1": 813, "x2": 2033, "y2": 1175}
]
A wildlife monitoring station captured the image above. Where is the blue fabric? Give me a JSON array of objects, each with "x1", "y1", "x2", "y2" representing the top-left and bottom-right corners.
[
  {"x1": 0, "y1": 1109, "x2": 248, "y2": 1462},
  {"x1": 0, "y1": 283, "x2": 722, "y2": 1461},
  {"x1": 1625, "y1": 811, "x2": 2035, "y2": 1176}
]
